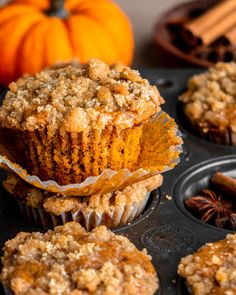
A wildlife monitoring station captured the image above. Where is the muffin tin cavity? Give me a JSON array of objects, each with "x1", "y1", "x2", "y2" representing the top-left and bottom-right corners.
[
  {"x1": 156, "y1": 78, "x2": 174, "y2": 89},
  {"x1": 174, "y1": 155, "x2": 236, "y2": 231}
]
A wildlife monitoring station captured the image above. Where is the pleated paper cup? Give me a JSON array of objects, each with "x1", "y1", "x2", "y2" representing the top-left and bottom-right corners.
[
  {"x1": 0, "y1": 111, "x2": 182, "y2": 196},
  {"x1": 0, "y1": 123, "x2": 143, "y2": 185},
  {"x1": 13, "y1": 194, "x2": 149, "y2": 231},
  {"x1": 3, "y1": 173, "x2": 163, "y2": 230}
]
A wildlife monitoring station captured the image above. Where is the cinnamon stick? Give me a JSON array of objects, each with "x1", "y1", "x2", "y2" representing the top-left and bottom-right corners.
[
  {"x1": 210, "y1": 172, "x2": 236, "y2": 198},
  {"x1": 182, "y1": 0, "x2": 236, "y2": 46},
  {"x1": 202, "y1": 11, "x2": 236, "y2": 45}
]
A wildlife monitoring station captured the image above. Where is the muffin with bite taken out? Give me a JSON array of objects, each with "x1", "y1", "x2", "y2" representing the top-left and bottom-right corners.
[{"x1": 0, "y1": 58, "x2": 164, "y2": 185}]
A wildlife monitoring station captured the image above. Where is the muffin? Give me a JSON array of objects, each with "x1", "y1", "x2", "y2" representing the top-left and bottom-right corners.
[
  {"x1": 0, "y1": 222, "x2": 159, "y2": 295},
  {"x1": 179, "y1": 62, "x2": 236, "y2": 145},
  {"x1": 3, "y1": 173, "x2": 163, "y2": 230},
  {"x1": 0, "y1": 58, "x2": 164, "y2": 185},
  {"x1": 178, "y1": 233, "x2": 236, "y2": 295}
]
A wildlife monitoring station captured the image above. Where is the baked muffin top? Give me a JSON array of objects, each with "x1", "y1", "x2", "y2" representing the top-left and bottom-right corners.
[
  {"x1": 179, "y1": 62, "x2": 236, "y2": 132},
  {"x1": 0, "y1": 59, "x2": 164, "y2": 134},
  {"x1": 0, "y1": 222, "x2": 158, "y2": 295},
  {"x1": 3, "y1": 174, "x2": 162, "y2": 215},
  {"x1": 178, "y1": 233, "x2": 236, "y2": 295}
]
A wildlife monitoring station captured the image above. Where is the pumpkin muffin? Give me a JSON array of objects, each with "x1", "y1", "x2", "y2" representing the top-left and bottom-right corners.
[
  {"x1": 0, "y1": 58, "x2": 164, "y2": 185},
  {"x1": 3, "y1": 173, "x2": 163, "y2": 230},
  {"x1": 178, "y1": 233, "x2": 236, "y2": 295},
  {"x1": 0, "y1": 222, "x2": 159, "y2": 295},
  {"x1": 179, "y1": 62, "x2": 236, "y2": 145}
]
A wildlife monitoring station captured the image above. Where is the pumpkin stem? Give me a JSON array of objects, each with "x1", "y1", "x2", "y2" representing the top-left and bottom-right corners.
[{"x1": 47, "y1": 0, "x2": 68, "y2": 18}]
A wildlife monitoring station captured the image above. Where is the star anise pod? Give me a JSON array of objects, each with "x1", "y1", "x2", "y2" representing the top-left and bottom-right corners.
[{"x1": 185, "y1": 189, "x2": 236, "y2": 228}]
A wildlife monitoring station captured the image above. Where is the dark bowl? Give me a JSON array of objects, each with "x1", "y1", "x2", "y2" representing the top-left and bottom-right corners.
[{"x1": 154, "y1": 0, "x2": 218, "y2": 67}]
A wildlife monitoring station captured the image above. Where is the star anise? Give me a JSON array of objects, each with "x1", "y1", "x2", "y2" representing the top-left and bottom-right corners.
[{"x1": 185, "y1": 189, "x2": 236, "y2": 229}]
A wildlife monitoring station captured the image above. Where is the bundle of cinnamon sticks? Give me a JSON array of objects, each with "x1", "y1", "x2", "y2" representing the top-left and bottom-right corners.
[
  {"x1": 182, "y1": 0, "x2": 236, "y2": 47},
  {"x1": 168, "y1": 0, "x2": 236, "y2": 63}
]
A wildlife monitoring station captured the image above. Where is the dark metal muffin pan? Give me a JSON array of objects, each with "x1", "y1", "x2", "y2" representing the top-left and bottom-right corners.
[{"x1": 0, "y1": 69, "x2": 235, "y2": 295}]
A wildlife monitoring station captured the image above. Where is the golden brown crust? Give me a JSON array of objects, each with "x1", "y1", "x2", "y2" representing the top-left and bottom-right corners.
[
  {"x1": 0, "y1": 59, "x2": 164, "y2": 134},
  {"x1": 3, "y1": 174, "x2": 163, "y2": 215},
  {"x1": 0, "y1": 222, "x2": 158, "y2": 295},
  {"x1": 178, "y1": 233, "x2": 236, "y2": 295},
  {"x1": 179, "y1": 62, "x2": 236, "y2": 134}
]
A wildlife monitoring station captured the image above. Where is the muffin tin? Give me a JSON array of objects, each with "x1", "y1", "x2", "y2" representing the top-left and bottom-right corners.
[{"x1": 0, "y1": 69, "x2": 235, "y2": 295}]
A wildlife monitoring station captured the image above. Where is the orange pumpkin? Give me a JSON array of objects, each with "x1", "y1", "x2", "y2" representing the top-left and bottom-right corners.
[{"x1": 0, "y1": 0, "x2": 134, "y2": 85}]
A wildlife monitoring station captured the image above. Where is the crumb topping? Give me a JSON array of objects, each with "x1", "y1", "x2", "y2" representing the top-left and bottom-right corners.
[
  {"x1": 179, "y1": 62, "x2": 236, "y2": 132},
  {"x1": 0, "y1": 222, "x2": 158, "y2": 295},
  {"x1": 178, "y1": 233, "x2": 236, "y2": 295},
  {"x1": 3, "y1": 174, "x2": 163, "y2": 215},
  {"x1": 0, "y1": 59, "x2": 164, "y2": 133}
]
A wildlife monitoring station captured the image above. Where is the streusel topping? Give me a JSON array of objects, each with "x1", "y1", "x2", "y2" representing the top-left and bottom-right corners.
[
  {"x1": 178, "y1": 233, "x2": 236, "y2": 295},
  {"x1": 0, "y1": 222, "x2": 158, "y2": 295},
  {"x1": 0, "y1": 59, "x2": 164, "y2": 133},
  {"x1": 179, "y1": 62, "x2": 236, "y2": 132},
  {"x1": 3, "y1": 174, "x2": 162, "y2": 215}
]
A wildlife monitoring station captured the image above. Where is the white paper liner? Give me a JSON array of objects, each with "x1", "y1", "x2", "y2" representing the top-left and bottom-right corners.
[
  {"x1": 0, "y1": 111, "x2": 182, "y2": 196},
  {"x1": 15, "y1": 193, "x2": 150, "y2": 231}
]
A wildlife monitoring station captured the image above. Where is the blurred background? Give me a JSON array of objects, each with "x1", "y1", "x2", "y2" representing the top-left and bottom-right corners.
[
  {"x1": 0, "y1": 0, "x2": 234, "y2": 86},
  {"x1": 0, "y1": 0, "x2": 191, "y2": 67},
  {"x1": 115, "y1": 0, "x2": 187, "y2": 66}
]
